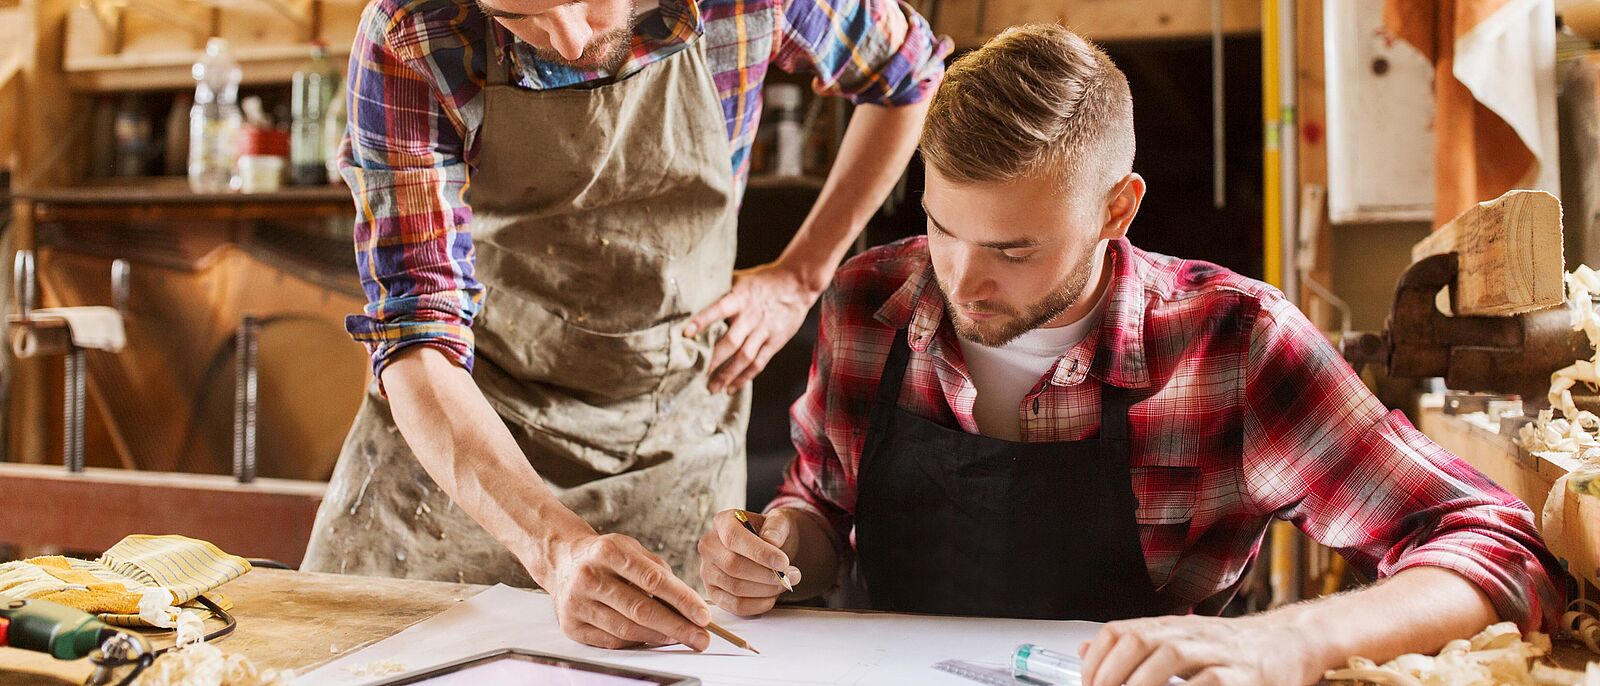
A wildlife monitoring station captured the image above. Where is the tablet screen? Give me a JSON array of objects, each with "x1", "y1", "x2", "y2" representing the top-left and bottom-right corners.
[{"x1": 376, "y1": 650, "x2": 696, "y2": 686}]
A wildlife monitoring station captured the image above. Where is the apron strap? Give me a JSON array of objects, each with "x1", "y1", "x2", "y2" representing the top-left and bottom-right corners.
[
  {"x1": 485, "y1": 17, "x2": 511, "y2": 86},
  {"x1": 1098, "y1": 385, "x2": 1131, "y2": 441},
  {"x1": 873, "y1": 329, "x2": 915, "y2": 407}
]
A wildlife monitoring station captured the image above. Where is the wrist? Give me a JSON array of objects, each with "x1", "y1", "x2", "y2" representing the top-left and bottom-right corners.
[
  {"x1": 774, "y1": 247, "x2": 841, "y2": 297},
  {"x1": 516, "y1": 508, "x2": 598, "y2": 585},
  {"x1": 1258, "y1": 605, "x2": 1343, "y2": 681}
]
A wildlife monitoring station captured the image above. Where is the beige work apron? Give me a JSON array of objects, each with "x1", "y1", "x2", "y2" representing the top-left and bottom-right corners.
[{"x1": 301, "y1": 27, "x2": 748, "y2": 587}]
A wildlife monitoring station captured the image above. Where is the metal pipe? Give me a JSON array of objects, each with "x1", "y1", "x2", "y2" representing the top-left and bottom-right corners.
[
  {"x1": 64, "y1": 348, "x2": 85, "y2": 473},
  {"x1": 232, "y1": 315, "x2": 259, "y2": 484}
]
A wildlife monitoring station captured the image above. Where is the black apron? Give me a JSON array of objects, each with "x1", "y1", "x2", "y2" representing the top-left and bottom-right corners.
[{"x1": 854, "y1": 328, "x2": 1168, "y2": 621}]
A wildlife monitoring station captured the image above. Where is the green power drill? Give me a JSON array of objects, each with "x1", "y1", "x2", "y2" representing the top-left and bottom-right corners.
[{"x1": 0, "y1": 595, "x2": 119, "y2": 660}]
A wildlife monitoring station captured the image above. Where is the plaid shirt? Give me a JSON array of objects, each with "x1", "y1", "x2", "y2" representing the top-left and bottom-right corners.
[
  {"x1": 340, "y1": 0, "x2": 949, "y2": 377},
  {"x1": 769, "y1": 237, "x2": 1565, "y2": 630}
]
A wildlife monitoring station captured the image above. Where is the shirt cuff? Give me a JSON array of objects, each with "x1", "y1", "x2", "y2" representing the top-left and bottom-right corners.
[
  {"x1": 346, "y1": 314, "x2": 476, "y2": 389},
  {"x1": 1385, "y1": 532, "x2": 1566, "y2": 633},
  {"x1": 849, "y1": 1, "x2": 952, "y2": 107}
]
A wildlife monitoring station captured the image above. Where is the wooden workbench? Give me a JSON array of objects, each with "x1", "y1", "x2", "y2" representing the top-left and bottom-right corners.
[
  {"x1": 4, "y1": 565, "x2": 1597, "y2": 684},
  {"x1": 1417, "y1": 395, "x2": 1600, "y2": 590},
  {"x1": 0, "y1": 569, "x2": 482, "y2": 685}
]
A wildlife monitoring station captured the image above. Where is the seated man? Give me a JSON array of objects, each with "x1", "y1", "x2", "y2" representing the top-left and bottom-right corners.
[{"x1": 696, "y1": 23, "x2": 1565, "y2": 686}]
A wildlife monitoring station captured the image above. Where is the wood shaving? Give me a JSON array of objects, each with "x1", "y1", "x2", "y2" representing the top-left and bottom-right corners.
[
  {"x1": 349, "y1": 660, "x2": 408, "y2": 677},
  {"x1": 133, "y1": 609, "x2": 295, "y2": 686},
  {"x1": 1520, "y1": 266, "x2": 1600, "y2": 458},
  {"x1": 1326, "y1": 614, "x2": 1600, "y2": 686}
]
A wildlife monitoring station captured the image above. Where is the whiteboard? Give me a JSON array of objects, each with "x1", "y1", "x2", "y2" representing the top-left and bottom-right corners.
[
  {"x1": 1324, "y1": 0, "x2": 1438, "y2": 223},
  {"x1": 296, "y1": 584, "x2": 1107, "y2": 686}
]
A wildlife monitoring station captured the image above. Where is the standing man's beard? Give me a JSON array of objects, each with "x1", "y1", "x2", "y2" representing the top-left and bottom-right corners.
[
  {"x1": 533, "y1": 9, "x2": 638, "y2": 72},
  {"x1": 939, "y1": 243, "x2": 1102, "y2": 347}
]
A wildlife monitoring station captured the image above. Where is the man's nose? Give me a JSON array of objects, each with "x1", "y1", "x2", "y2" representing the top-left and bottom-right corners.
[{"x1": 545, "y1": 12, "x2": 592, "y2": 60}]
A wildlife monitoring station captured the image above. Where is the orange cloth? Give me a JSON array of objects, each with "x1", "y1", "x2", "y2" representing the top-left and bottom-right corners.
[{"x1": 1385, "y1": 0, "x2": 1542, "y2": 227}]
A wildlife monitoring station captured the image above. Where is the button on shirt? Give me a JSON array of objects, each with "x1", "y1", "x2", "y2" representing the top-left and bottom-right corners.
[{"x1": 957, "y1": 285, "x2": 1108, "y2": 441}]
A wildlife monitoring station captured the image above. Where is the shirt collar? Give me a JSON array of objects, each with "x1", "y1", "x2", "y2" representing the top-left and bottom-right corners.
[
  {"x1": 874, "y1": 238, "x2": 1152, "y2": 389},
  {"x1": 496, "y1": 0, "x2": 702, "y2": 87}
]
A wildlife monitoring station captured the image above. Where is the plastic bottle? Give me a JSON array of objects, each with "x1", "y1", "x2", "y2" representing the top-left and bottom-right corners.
[
  {"x1": 189, "y1": 38, "x2": 244, "y2": 193},
  {"x1": 291, "y1": 43, "x2": 340, "y2": 186}
]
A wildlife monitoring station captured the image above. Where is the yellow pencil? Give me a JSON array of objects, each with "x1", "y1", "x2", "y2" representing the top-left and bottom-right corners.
[
  {"x1": 732, "y1": 510, "x2": 795, "y2": 592},
  {"x1": 705, "y1": 621, "x2": 760, "y2": 654}
]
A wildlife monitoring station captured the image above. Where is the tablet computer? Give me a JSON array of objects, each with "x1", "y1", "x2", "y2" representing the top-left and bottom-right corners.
[{"x1": 367, "y1": 648, "x2": 700, "y2": 686}]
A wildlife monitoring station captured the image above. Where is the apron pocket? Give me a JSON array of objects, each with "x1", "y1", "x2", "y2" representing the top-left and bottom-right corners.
[{"x1": 477, "y1": 293, "x2": 709, "y2": 401}]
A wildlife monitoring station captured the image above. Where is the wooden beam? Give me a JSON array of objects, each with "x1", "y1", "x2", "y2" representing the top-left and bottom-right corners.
[
  {"x1": 936, "y1": 0, "x2": 1262, "y2": 50},
  {"x1": 0, "y1": 463, "x2": 324, "y2": 566},
  {"x1": 1411, "y1": 189, "x2": 1564, "y2": 316}
]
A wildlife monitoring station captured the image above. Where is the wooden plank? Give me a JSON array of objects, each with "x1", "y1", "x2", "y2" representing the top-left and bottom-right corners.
[
  {"x1": 0, "y1": 568, "x2": 482, "y2": 685},
  {"x1": 1411, "y1": 189, "x2": 1565, "y2": 316},
  {"x1": 936, "y1": 0, "x2": 1262, "y2": 50},
  {"x1": 0, "y1": 463, "x2": 324, "y2": 565},
  {"x1": 62, "y1": 42, "x2": 352, "y2": 91}
]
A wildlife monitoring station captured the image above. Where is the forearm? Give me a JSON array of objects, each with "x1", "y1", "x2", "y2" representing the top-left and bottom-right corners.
[
  {"x1": 778, "y1": 99, "x2": 931, "y2": 292},
  {"x1": 381, "y1": 345, "x2": 594, "y2": 583},
  {"x1": 771, "y1": 507, "x2": 843, "y2": 600},
  {"x1": 1268, "y1": 566, "x2": 1497, "y2": 680}
]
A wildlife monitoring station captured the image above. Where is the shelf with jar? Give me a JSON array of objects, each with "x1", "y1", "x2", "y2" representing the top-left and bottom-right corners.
[{"x1": 30, "y1": 36, "x2": 352, "y2": 221}]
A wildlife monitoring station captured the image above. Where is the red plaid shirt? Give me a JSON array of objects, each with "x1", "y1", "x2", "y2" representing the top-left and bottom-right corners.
[{"x1": 769, "y1": 237, "x2": 1564, "y2": 630}]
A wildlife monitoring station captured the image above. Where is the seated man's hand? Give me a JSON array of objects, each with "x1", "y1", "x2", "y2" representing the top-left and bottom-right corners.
[
  {"x1": 544, "y1": 533, "x2": 713, "y2": 651},
  {"x1": 1078, "y1": 614, "x2": 1323, "y2": 686},
  {"x1": 698, "y1": 509, "x2": 804, "y2": 616}
]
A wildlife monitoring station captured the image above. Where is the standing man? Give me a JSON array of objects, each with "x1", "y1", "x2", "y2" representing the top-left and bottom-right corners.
[
  {"x1": 301, "y1": 0, "x2": 949, "y2": 652},
  {"x1": 698, "y1": 24, "x2": 1565, "y2": 684}
]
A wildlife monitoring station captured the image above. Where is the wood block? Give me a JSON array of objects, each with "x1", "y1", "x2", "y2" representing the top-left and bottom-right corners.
[{"x1": 1411, "y1": 189, "x2": 1564, "y2": 316}]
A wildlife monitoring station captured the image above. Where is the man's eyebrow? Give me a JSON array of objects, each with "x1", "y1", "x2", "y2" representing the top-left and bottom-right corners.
[{"x1": 921, "y1": 199, "x2": 1040, "y2": 251}]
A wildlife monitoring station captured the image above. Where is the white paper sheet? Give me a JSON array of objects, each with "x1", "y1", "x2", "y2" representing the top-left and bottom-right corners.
[{"x1": 297, "y1": 585, "x2": 1105, "y2": 686}]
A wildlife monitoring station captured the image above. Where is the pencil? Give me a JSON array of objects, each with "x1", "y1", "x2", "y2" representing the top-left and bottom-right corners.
[
  {"x1": 732, "y1": 510, "x2": 795, "y2": 592},
  {"x1": 705, "y1": 621, "x2": 760, "y2": 654}
]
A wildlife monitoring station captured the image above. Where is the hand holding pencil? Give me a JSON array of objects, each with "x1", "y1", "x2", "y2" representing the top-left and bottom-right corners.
[{"x1": 697, "y1": 509, "x2": 804, "y2": 618}]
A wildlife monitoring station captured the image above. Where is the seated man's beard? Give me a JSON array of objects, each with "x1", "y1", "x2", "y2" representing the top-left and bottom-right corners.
[
  {"x1": 535, "y1": 22, "x2": 635, "y2": 72},
  {"x1": 941, "y1": 247, "x2": 1099, "y2": 347}
]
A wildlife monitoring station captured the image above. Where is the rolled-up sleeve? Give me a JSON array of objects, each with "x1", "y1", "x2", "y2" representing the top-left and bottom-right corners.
[
  {"x1": 772, "y1": 0, "x2": 950, "y2": 106},
  {"x1": 768, "y1": 286, "x2": 857, "y2": 548},
  {"x1": 341, "y1": 0, "x2": 484, "y2": 383},
  {"x1": 1242, "y1": 292, "x2": 1566, "y2": 631}
]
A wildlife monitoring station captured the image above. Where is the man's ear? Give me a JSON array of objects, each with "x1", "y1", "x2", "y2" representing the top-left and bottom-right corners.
[{"x1": 1099, "y1": 173, "x2": 1145, "y2": 242}]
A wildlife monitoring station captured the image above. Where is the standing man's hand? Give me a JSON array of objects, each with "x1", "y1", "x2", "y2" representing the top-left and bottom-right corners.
[
  {"x1": 542, "y1": 532, "x2": 715, "y2": 651},
  {"x1": 686, "y1": 262, "x2": 822, "y2": 394},
  {"x1": 1078, "y1": 614, "x2": 1326, "y2": 686},
  {"x1": 698, "y1": 509, "x2": 804, "y2": 616}
]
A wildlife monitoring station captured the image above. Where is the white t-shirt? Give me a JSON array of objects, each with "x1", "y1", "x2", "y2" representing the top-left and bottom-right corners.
[{"x1": 956, "y1": 290, "x2": 1108, "y2": 441}]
